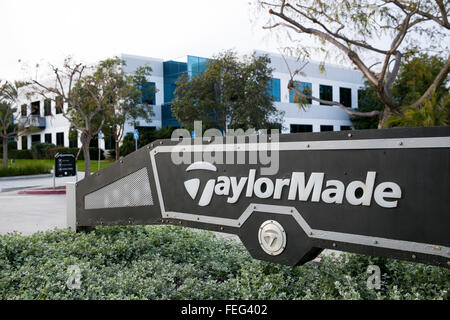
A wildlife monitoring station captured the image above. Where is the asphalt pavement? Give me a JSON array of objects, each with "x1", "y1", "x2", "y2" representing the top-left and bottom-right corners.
[{"x1": 0, "y1": 172, "x2": 85, "y2": 193}]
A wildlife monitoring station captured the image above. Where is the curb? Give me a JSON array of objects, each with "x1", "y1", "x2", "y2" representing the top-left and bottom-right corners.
[
  {"x1": 18, "y1": 189, "x2": 66, "y2": 195},
  {"x1": 0, "y1": 173, "x2": 53, "y2": 181}
]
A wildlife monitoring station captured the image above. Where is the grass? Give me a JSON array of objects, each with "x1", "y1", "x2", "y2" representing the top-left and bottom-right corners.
[{"x1": 0, "y1": 159, "x2": 114, "y2": 177}]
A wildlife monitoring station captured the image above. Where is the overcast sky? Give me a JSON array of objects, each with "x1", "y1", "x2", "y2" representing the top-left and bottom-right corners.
[{"x1": 1, "y1": 0, "x2": 316, "y2": 80}]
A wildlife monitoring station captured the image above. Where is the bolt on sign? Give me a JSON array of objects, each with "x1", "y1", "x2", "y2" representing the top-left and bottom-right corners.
[{"x1": 67, "y1": 126, "x2": 450, "y2": 268}]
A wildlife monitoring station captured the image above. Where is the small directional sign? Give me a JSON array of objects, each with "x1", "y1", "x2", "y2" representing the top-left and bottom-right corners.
[
  {"x1": 134, "y1": 129, "x2": 139, "y2": 140},
  {"x1": 98, "y1": 131, "x2": 103, "y2": 140},
  {"x1": 55, "y1": 153, "x2": 76, "y2": 177}
]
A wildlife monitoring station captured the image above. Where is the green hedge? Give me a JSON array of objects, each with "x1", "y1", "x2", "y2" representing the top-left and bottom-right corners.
[
  {"x1": 2, "y1": 145, "x2": 104, "y2": 161},
  {"x1": 0, "y1": 162, "x2": 50, "y2": 177},
  {"x1": 31, "y1": 143, "x2": 56, "y2": 159},
  {"x1": 3, "y1": 149, "x2": 33, "y2": 159},
  {"x1": 0, "y1": 226, "x2": 448, "y2": 300}
]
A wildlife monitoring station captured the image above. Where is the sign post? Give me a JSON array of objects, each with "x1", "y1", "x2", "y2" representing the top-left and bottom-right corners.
[
  {"x1": 134, "y1": 128, "x2": 139, "y2": 151},
  {"x1": 66, "y1": 127, "x2": 450, "y2": 268},
  {"x1": 98, "y1": 131, "x2": 103, "y2": 172}
]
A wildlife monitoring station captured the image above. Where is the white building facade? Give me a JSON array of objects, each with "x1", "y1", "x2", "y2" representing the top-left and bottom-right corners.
[{"x1": 16, "y1": 51, "x2": 364, "y2": 150}]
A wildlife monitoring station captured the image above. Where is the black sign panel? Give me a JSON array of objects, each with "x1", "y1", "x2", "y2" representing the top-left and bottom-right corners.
[
  {"x1": 73, "y1": 127, "x2": 450, "y2": 268},
  {"x1": 55, "y1": 153, "x2": 76, "y2": 177}
]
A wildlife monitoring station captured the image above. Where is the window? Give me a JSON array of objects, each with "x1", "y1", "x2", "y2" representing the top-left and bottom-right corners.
[
  {"x1": 141, "y1": 82, "x2": 156, "y2": 105},
  {"x1": 55, "y1": 96, "x2": 63, "y2": 114},
  {"x1": 340, "y1": 87, "x2": 352, "y2": 108},
  {"x1": 31, "y1": 101, "x2": 40, "y2": 116},
  {"x1": 21, "y1": 136, "x2": 28, "y2": 150},
  {"x1": 320, "y1": 125, "x2": 334, "y2": 132},
  {"x1": 268, "y1": 78, "x2": 281, "y2": 102},
  {"x1": 31, "y1": 134, "x2": 41, "y2": 144},
  {"x1": 289, "y1": 81, "x2": 312, "y2": 104},
  {"x1": 69, "y1": 128, "x2": 78, "y2": 148},
  {"x1": 44, "y1": 133, "x2": 52, "y2": 144},
  {"x1": 290, "y1": 124, "x2": 313, "y2": 133},
  {"x1": 44, "y1": 99, "x2": 52, "y2": 116},
  {"x1": 56, "y1": 132, "x2": 64, "y2": 146},
  {"x1": 21, "y1": 104, "x2": 27, "y2": 117},
  {"x1": 340, "y1": 125, "x2": 352, "y2": 131},
  {"x1": 187, "y1": 55, "x2": 209, "y2": 78},
  {"x1": 319, "y1": 85, "x2": 333, "y2": 105}
]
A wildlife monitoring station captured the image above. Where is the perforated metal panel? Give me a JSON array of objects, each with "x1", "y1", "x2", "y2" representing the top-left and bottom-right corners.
[{"x1": 84, "y1": 168, "x2": 153, "y2": 209}]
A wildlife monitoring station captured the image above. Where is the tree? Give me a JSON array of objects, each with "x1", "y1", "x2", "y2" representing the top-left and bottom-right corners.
[
  {"x1": 172, "y1": 51, "x2": 284, "y2": 132},
  {"x1": 105, "y1": 65, "x2": 155, "y2": 160},
  {"x1": 353, "y1": 53, "x2": 449, "y2": 129},
  {"x1": 387, "y1": 93, "x2": 449, "y2": 127},
  {"x1": 259, "y1": 0, "x2": 450, "y2": 127},
  {"x1": 392, "y1": 53, "x2": 449, "y2": 107},
  {"x1": 118, "y1": 127, "x2": 175, "y2": 158},
  {"x1": 31, "y1": 57, "x2": 124, "y2": 175},
  {"x1": 0, "y1": 81, "x2": 28, "y2": 168}
]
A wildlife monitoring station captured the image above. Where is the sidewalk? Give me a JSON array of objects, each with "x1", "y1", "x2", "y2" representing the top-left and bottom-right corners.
[
  {"x1": 0, "y1": 172, "x2": 85, "y2": 193},
  {"x1": 0, "y1": 190, "x2": 67, "y2": 235}
]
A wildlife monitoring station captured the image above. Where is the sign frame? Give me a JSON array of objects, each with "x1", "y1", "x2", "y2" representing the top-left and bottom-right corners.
[
  {"x1": 54, "y1": 153, "x2": 76, "y2": 178},
  {"x1": 67, "y1": 126, "x2": 450, "y2": 268}
]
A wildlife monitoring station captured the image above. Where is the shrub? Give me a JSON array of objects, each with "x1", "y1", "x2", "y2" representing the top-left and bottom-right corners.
[
  {"x1": 117, "y1": 133, "x2": 135, "y2": 158},
  {"x1": 0, "y1": 226, "x2": 447, "y2": 300},
  {"x1": 31, "y1": 143, "x2": 56, "y2": 159},
  {"x1": 8, "y1": 141, "x2": 17, "y2": 150},
  {"x1": 7, "y1": 149, "x2": 33, "y2": 159},
  {"x1": 0, "y1": 162, "x2": 50, "y2": 177}
]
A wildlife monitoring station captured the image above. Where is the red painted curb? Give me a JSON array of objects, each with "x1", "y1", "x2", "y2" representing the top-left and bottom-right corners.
[{"x1": 18, "y1": 189, "x2": 66, "y2": 195}]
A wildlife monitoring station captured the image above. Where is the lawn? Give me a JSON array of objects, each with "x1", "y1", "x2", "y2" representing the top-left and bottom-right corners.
[{"x1": 0, "y1": 159, "x2": 114, "y2": 177}]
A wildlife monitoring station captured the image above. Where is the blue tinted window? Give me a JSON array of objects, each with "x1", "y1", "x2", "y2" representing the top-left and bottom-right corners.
[
  {"x1": 141, "y1": 82, "x2": 156, "y2": 105},
  {"x1": 289, "y1": 81, "x2": 312, "y2": 103},
  {"x1": 163, "y1": 60, "x2": 187, "y2": 103},
  {"x1": 162, "y1": 103, "x2": 180, "y2": 127},
  {"x1": 188, "y1": 56, "x2": 209, "y2": 78},
  {"x1": 268, "y1": 78, "x2": 281, "y2": 102}
]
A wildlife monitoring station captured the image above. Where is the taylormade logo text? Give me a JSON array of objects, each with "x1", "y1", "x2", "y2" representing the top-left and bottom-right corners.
[{"x1": 184, "y1": 162, "x2": 402, "y2": 208}]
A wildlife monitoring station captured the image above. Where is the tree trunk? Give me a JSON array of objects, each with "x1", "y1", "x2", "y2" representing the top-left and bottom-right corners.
[
  {"x1": 81, "y1": 132, "x2": 92, "y2": 176},
  {"x1": 378, "y1": 108, "x2": 394, "y2": 129},
  {"x1": 115, "y1": 139, "x2": 120, "y2": 161},
  {"x1": 2, "y1": 137, "x2": 8, "y2": 169}
]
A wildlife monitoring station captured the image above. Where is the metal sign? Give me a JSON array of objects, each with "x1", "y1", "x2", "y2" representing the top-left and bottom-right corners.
[
  {"x1": 66, "y1": 126, "x2": 450, "y2": 268},
  {"x1": 55, "y1": 153, "x2": 76, "y2": 177},
  {"x1": 134, "y1": 129, "x2": 139, "y2": 140}
]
